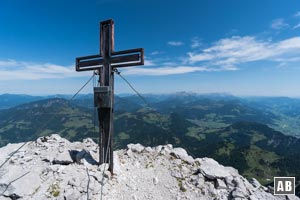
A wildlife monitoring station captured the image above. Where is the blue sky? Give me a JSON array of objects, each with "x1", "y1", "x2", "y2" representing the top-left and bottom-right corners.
[{"x1": 1, "y1": 0, "x2": 300, "y2": 96}]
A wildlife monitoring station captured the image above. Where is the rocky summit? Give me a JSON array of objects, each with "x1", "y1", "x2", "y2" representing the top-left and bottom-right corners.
[{"x1": 0, "y1": 135, "x2": 298, "y2": 200}]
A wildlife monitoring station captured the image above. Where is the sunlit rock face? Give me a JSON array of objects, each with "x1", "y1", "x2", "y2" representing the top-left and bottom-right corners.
[{"x1": 0, "y1": 134, "x2": 298, "y2": 200}]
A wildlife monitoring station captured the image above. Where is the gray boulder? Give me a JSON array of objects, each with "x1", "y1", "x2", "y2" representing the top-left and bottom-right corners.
[
  {"x1": 197, "y1": 157, "x2": 238, "y2": 179},
  {"x1": 170, "y1": 148, "x2": 194, "y2": 164},
  {"x1": 127, "y1": 143, "x2": 145, "y2": 153}
]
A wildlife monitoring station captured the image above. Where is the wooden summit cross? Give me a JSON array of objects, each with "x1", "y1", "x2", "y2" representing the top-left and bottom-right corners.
[{"x1": 75, "y1": 19, "x2": 144, "y2": 174}]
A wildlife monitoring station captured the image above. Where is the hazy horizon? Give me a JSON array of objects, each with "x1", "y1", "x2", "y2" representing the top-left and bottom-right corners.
[{"x1": 2, "y1": 91, "x2": 300, "y2": 99}]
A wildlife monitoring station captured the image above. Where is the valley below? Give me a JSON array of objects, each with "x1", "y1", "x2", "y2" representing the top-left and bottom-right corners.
[{"x1": 0, "y1": 92, "x2": 300, "y2": 196}]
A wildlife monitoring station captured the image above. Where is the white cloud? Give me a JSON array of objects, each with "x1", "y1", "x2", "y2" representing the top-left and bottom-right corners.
[
  {"x1": 150, "y1": 51, "x2": 164, "y2": 55},
  {"x1": 187, "y1": 36, "x2": 300, "y2": 67},
  {"x1": 0, "y1": 60, "x2": 18, "y2": 68},
  {"x1": 162, "y1": 62, "x2": 178, "y2": 66},
  {"x1": 188, "y1": 52, "x2": 216, "y2": 62},
  {"x1": 294, "y1": 11, "x2": 300, "y2": 17},
  {"x1": 276, "y1": 37, "x2": 300, "y2": 49},
  {"x1": 121, "y1": 64, "x2": 238, "y2": 76},
  {"x1": 293, "y1": 23, "x2": 300, "y2": 29},
  {"x1": 270, "y1": 18, "x2": 289, "y2": 29},
  {"x1": 191, "y1": 37, "x2": 201, "y2": 48},
  {"x1": 0, "y1": 60, "x2": 90, "y2": 80},
  {"x1": 122, "y1": 66, "x2": 209, "y2": 76},
  {"x1": 144, "y1": 60, "x2": 155, "y2": 66},
  {"x1": 167, "y1": 41, "x2": 184, "y2": 46},
  {"x1": 1, "y1": 58, "x2": 223, "y2": 78},
  {"x1": 221, "y1": 65, "x2": 238, "y2": 71},
  {"x1": 7, "y1": 36, "x2": 300, "y2": 79}
]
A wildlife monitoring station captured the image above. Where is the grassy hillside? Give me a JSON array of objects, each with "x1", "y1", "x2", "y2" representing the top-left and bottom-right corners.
[
  {"x1": 0, "y1": 95, "x2": 300, "y2": 194},
  {"x1": 0, "y1": 98, "x2": 97, "y2": 146}
]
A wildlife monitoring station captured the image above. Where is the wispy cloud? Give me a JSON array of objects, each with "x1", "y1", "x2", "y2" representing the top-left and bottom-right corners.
[
  {"x1": 187, "y1": 36, "x2": 300, "y2": 68},
  {"x1": 0, "y1": 59, "x2": 19, "y2": 68},
  {"x1": 4, "y1": 35, "x2": 299, "y2": 79},
  {"x1": 270, "y1": 18, "x2": 289, "y2": 29},
  {"x1": 190, "y1": 37, "x2": 201, "y2": 48},
  {"x1": 167, "y1": 41, "x2": 184, "y2": 46},
  {"x1": 121, "y1": 64, "x2": 238, "y2": 76},
  {"x1": 226, "y1": 29, "x2": 239, "y2": 36},
  {"x1": 293, "y1": 12, "x2": 300, "y2": 29},
  {"x1": 0, "y1": 60, "x2": 90, "y2": 80},
  {"x1": 294, "y1": 23, "x2": 300, "y2": 29},
  {"x1": 294, "y1": 11, "x2": 300, "y2": 17},
  {"x1": 144, "y1": 59, "x2": 155, "y2": 66},
  {"x1": 150, "y1": 51, "x2": 164, "y2": 55},
  {"x1": 122, "y1": 66, "x2": 210, "y2": 76}
]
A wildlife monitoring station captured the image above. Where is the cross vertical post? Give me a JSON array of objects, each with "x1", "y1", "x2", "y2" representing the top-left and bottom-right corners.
[
  {"x1": 99, "y1": 19, "x2": 113, "y2": 168},
  {"x1": 75, "y1": 19, "x2": 144, "y2": 174}
]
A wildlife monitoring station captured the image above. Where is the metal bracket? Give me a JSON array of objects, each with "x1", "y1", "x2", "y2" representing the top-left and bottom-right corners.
[{"x1": 94, "y1": 86, "x2": 112, "y2": 108}]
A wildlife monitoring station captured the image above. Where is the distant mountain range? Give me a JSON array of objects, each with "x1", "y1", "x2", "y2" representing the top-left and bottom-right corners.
[
  {"x1": 0, "y1": 93, "x2": 92, "y2": 110},
  {"x1": 0, "y1": 92, "x2": 300, "y2": 194}
]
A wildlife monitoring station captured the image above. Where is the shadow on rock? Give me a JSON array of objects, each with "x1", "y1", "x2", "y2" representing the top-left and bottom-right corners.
[{"x1": 69, "y1": 149, "x2": 98, "y2": 165}]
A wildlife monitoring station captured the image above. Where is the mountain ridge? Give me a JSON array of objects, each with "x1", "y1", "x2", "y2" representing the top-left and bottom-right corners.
[{"x1": 1, "y1": 95, "x2": 300, "y2": 194}]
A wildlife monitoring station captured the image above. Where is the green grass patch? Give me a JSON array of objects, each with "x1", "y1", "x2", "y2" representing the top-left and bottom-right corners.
[
  {"x1": 251, "y1": 132, "x2": 267, "y2": 144},
  {"x1": 118, "y1": 132, "x2": 130, "y2": 140},
  {"x1": 243, "y1": 145, "x2": 281, "y2": 185},
  {"x1": 186, "y1": 127, "x2": 206, "y2": 141},
  {"x1": 217, "y1": 143, "x2": 235, "y2": 156},
  {"x1": 48, "y1": 183, "x2": 60, "y2": 197},
  {"x1": 0, "y1": 124, "x2": 14, "y2": 132}
]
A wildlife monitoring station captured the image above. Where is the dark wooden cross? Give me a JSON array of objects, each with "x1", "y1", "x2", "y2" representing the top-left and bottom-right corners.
[{"x1": 75, "y1": 19, "x2": 144, "y2": 174}]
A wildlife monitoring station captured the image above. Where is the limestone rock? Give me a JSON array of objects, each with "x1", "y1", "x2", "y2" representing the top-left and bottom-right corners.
[
  {"x1": 113, "y1": 151, "x2": 122, "y2": 175},
  {"x1": 127, "y1": 143, "x2": 145, "y2": 153},
  {"x1": 216, "y1": 179, "x2": 227, "y2": 189},
  {"x1": 232, "y1": 188, "x2": 247, "y2": 198},
  {"x1": 64, "y1": 188, "x2": 81, "y2": 200},
  {"x1": 170, "y1": 148, "x2": 194, "y2": 164},
  {"x1": 197, "y1": 157, "x2": 238, "y2": 179},
  {"x1": 250, "y1": 178, "x2": 261, "y2": 188},
  {"x1": 126, "y1": 149, "x2": 134, "y2": 158},
  {"x1": 171, "y1": 170, "x2": 182, "y2": 179},
  {"x1": 0, "y1": 136, "x2": 298, "y2": 200},
  {"x1": 153, "y1": 177, "x2": 159, "y2": 185},
  {"x1": 144, "y1": 146, "x2": 154, "y2": 153}
]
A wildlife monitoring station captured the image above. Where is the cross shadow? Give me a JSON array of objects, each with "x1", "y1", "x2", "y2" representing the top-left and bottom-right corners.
[{"x1": 69, "y1": 149, "x2": 98, "y2": 165}]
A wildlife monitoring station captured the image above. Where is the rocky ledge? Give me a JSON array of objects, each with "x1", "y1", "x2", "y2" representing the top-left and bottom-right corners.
[{"x1": 0, "y1": 134, "x2": 298, "y2": 200}]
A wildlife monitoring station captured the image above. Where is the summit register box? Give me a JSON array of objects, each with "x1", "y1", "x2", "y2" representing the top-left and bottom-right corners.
[{"x1": 94, "y1": 86, "x2": 112, "y2": 108}]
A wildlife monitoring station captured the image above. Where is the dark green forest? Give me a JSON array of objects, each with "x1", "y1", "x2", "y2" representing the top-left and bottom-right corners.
[{"x1": 0, "y1": 93, "x2": 300, "y2": 195}]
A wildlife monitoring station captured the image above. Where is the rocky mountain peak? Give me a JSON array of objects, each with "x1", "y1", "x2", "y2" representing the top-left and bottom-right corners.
[{"x1": 0, "y1": 134, "x2": 298, "y2": 200}]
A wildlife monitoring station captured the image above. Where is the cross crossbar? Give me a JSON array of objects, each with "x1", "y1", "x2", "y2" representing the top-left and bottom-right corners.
[{"x1": 76, "y1": 48, "x2": 144, "y2": 71}]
